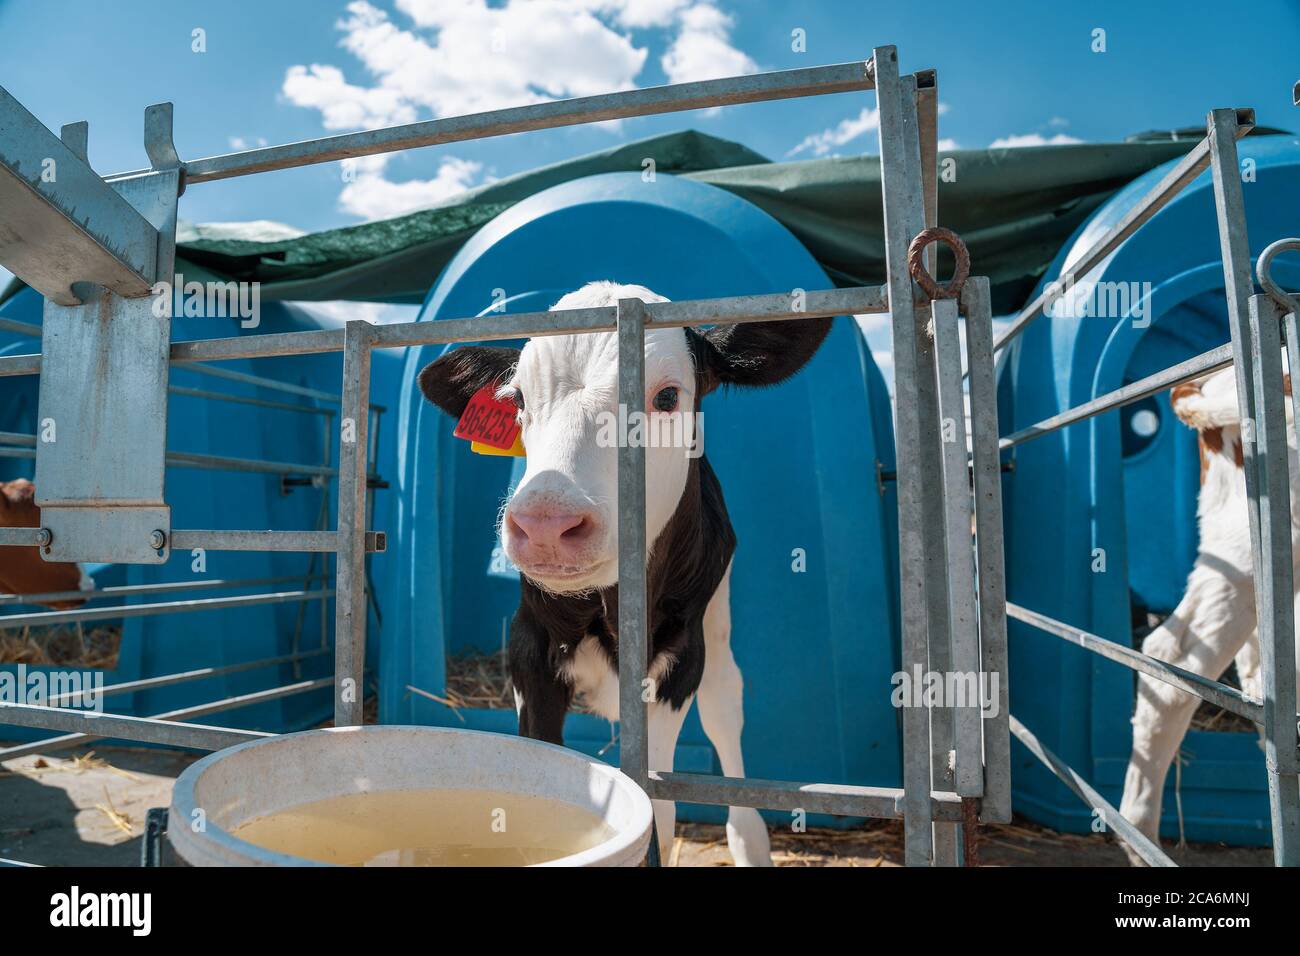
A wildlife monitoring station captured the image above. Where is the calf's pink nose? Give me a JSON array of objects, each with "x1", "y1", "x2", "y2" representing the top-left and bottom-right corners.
[{"x1": 507, "y1": 507, "x2": 597, "y2": 551}]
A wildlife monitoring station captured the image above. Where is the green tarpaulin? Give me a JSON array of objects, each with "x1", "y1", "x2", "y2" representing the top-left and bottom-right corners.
[{"x1": 3, "y1": 129, "x2": 1205, "y2": 315}]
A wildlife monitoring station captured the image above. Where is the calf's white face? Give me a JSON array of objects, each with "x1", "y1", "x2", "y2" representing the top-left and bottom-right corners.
[
  {"x1": 417, "y1": 279, "x2": 833, "y2": 595},
  {"x1": 498, "y1": 285, "x2": 697, "y2": 593}
]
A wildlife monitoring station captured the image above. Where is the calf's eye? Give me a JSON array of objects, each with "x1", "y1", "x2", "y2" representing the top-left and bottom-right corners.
[
  {"x1": 653, "y1": 386, "x2": 678, "y2": 412},
  {"x1": 510, "y1": 390, "x2": 525, "y2": 412}
]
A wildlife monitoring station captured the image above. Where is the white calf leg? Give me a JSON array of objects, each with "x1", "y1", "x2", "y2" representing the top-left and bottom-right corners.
[
  {"x1": 696, "y1": 562, "x2": 773, "y2": 867},
  {"x1": 1118, "y1": 563, "x2": 1256, "y2": 864},
  {"x1": 1233, "y1": 630, "x2": 1267, "y2": 752},
  {"x1": 648, "y1": 698, "x2": 692, "y2": 865}
]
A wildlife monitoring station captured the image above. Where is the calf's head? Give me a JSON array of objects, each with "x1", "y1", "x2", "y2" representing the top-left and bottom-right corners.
[
  {"x1": 0, "y1": 479, "x2": 92, "y2": 608},
  {"x1": 418, "y1": 281, "x2": 830, "y2": 594}
]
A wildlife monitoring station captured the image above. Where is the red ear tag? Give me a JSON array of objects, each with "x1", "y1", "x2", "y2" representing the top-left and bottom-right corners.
[{"x1": 454, "y1": 385, "x2": 522, "y2": 451}]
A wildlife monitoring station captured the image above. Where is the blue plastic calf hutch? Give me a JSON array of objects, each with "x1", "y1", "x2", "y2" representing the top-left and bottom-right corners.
[
  {"x1": 377, "y1": 171, "x2": 901, "y2": 822},
  {"x1": 998, "y1": 133, "x2": 1300, "y2": 845},
  {"x1": 0, "y1": 290, "x2": 401, "y2": 743}
]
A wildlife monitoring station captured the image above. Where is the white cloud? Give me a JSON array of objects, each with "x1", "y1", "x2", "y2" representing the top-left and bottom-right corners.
[
  {"x1": 292, "y1": 0, "x2": 648, "y2": 124},
  {"x1": 600, "y1": 0, "x2": 692, "y2": 28},
  {"x1": 937, "y1": 137, "x2": 958, "y2": 152},
  {"x1": 788, "y1": 107, "x2": 879, "y2": 157},
  {"x1": 989, "y1": 132, "x2": 1083, "y2": 148},
  {"x1": 282, "y1": 1, "x2": 760, "y2": 220},
  {"x1": 660, "y1": 4, "x2": 757, "y2": 83},
  {"x1": 227, "y1": 135, "x2": 269, "y2": 150},
  {"x1": 789, "y1": 100, "x2": 956, "y2": 158},
  {"x1": 339, "y1": 154, "x2": 490, "y2": 221},
  {"x1": 283, "y1": 61, "x2": 420, "y2": 130}
]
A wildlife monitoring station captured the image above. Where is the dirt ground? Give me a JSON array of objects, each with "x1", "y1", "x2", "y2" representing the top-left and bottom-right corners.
[{"x1": 0, "y1": 743, "x2": 1273, "y2": 867}]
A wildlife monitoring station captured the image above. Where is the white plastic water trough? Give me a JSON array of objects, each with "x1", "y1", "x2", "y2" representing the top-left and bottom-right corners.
[{"x1": 167, "y1": 725, "x2": 653, "y2": 866}]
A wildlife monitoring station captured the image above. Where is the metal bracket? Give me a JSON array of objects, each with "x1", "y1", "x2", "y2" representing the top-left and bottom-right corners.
[
  {"x1": 60, "y1": 121, "x2": 88, "y2": 162},
  {"x1": 0, "y1": 87, "x2": 161, "y2": 305},
  {"x1": 144, "y1": 102, "x2": 185, "y2": 194},
  {"x1": 32, "y1": 102, "x2": 183, "y2": 564}
]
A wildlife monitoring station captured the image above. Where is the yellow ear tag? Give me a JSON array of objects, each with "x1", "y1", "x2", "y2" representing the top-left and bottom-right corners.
[{"x1": 470, "y1": 434, "x2": 525, "y2": 457}]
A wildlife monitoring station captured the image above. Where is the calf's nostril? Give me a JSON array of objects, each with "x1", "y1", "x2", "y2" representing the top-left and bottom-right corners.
[
  {"x1": 561, "y1": 516, "x2": 592, "y2": 541},
  {"x1": 507, "y1": 508, "x2": 597, "y2": 550}
]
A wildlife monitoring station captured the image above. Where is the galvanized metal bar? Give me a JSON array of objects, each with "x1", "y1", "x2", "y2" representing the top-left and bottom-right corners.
[
  {"x1": 166, "y1": 450, "x2": 336, "y2": 478},
  {"x1": 166, "y1": 331, "x2": 344, "y2": 367},
  {"x1": 932, "y1": 296, "x2": 982, "y2": 799},
  {"x1": 962, "y1": 277, "x2": 1012, "y2": 824},
  {"x1": 168, "y1": 384, "x2": 334, "y2": 417},
  {"x1": 918, "y1": 303, "x2": 960, "y2": 866},
  {"x1": 0, "y1": 677, "x2": 331, "y2": 760},
  {"x1": 874, "y1": 45, "x2": 935, "y2": 866},
  {"x1": 0, "y1": 287, "x2": 889, "y2": 377},
  {"x1": 0, "y1": 528, "x2": 46, "y2": 547},
  {"x1": 0, "y1": 353, "x2": 39, "y2": 378},
  {"x1": 916, "y1": 69, "x2": 939, "y2": 273},
  {"x1": 0, "y1": 702, "x2": 271, "y2": 751},
  {"x1": 369, "y1": 286, "x2": 888, "y2": 351},
  {"x1": 0, "y1": 588, "x2": 331, "y2": 630},
  {"x1": 1247, "y1": 293, "x2": 1300, "y2": 866},
  {"x1": 616, "y1": 297, "x2": 650, "y2": 788},
  {"x1": 1000, "y1": 343, "x2": 1235, "y2": 450},
  {"x1": 1008, "y1": 714, "x2": 1176, "y2": 867},
  {"x1": 333, "y1": 320, "x2": 374, "y2": 726},
  {"x1": 0, "y1": 86, "x2": 160, "y2": 303},
  {"x1": 0, "y1": 316, "x2": 40, "y2": 338},
  {"x1": 647, "y1": 771, "x2": 966, "y2": 822},
  {"x1": 1007, "y1": 602, "x2": 1264, "y2": 722},
  {"x1": 989, "y1": 111, "x2": 1253, "y2": 361},
  {"x1": 1, "y1": 572, "x2": 326, "y2": 606},
  {"x1": 166, "y1": 530, "x2": 384, "y2": 553},
  {"x1": 0, "y1": 439, "x2": 337, "y2": 477},
  {"x1": 173, "y1": 360, "x2": 343, "y2": 404},
  {"x1": 106, "y1": 62, "x2": 876, "y2": 185},
  {"x1": 46, "y1": 648, "x2": 331, "y2": 706},
  {"x1": 1208, "y1": 107, "x2": 1299, "y2": 865}
]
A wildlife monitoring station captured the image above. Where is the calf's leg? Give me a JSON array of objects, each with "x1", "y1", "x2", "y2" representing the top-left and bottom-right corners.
[
  {"x1": 1118, "y1": 562, "x2": 1256, "y2": 864},
  {"x1": 648, "y1": 698, "x2": 692, "y2": 864},
  {"x1": 508, "y1": 607, "x2": 572, "y2": 745},
  {"x1": 696, "y1": 562, "x2": 773, "y2": 867}
]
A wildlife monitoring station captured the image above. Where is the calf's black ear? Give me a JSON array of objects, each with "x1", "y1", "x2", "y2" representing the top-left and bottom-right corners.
[
  {"x1": 417, "y1": 345, "x2": 520, "y2": 418},
  {"x1": 690, "y1": 317, "x2": 833, "y2": 395}
]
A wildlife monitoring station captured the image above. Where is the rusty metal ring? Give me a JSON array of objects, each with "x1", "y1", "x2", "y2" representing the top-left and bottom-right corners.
[
  {"x1": 907, "y1": 226, "x2": 971, "y2": 300},
  {"x1": 1256, "y1": 238, "x2": 1300, "y2": 315}
]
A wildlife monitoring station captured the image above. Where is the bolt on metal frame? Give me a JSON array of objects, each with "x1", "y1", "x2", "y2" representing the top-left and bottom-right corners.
[
  {"x1": 0, "y1": 47, "x2": 1010, "y2": 866},
  {"x1": 991, "y1": 107, "x2": 1300, "y2": 867}
]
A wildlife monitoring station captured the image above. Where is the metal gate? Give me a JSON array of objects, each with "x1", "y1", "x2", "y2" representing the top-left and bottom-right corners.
[
  {"x1": 0, "y1": 44, "x2": 1289, "y2": 867},
  {"x1": 990, "y1": 109, "x2": 1300, "y2": 867}
]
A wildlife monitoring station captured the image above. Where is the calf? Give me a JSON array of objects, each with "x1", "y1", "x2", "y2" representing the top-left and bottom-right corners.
[
  {"x1": 0, "y1": 478, "x2": 92, "y2": 609},
  {"x1": 1118, "y1": 366, "x2": 1295, "y2": 864},
  {"x1": 418, "y1": 281, "x2": 831, "y2": 866}
]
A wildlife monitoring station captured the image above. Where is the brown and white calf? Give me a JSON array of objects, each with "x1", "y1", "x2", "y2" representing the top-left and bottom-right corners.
[
  {"x1": 0, "y1": 478, "x2": 92, "y2": 608},
  {"x1": 418, "y1": 281, "x2": 831, "y2": 866},
  {"x1": 1118, "y1": 366, "x2": 1297, "y2": 864}
]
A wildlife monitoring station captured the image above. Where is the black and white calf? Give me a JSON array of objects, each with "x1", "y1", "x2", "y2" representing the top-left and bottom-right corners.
[{"x1": 418, "y1": 281, "x2": 831, "y2": 866}]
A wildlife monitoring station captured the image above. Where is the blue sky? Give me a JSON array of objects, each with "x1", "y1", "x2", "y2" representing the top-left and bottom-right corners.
[{"x1": 2, "y1": 0, "x2": 1298, "y2": 344}]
